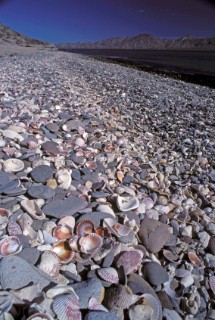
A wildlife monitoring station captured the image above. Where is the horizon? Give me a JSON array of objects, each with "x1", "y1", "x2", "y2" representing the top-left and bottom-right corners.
[{"x1": 0, "y1": 0, "x2": 215, "y2": 44}]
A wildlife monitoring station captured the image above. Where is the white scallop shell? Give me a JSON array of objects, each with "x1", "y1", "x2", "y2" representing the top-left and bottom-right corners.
[{"x1": 38, "y1": 251, "x2": 60, "y2": 277}]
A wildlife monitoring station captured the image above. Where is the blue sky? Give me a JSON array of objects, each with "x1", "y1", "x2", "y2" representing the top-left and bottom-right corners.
[{"x1": 0, "y1": 0, "x2": 215, "y2": 43}]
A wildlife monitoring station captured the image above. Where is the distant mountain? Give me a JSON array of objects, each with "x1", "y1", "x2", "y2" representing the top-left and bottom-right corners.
[
  {"x1": 0, "y1": 23, "x2": 54, "y2": 48},
  {"x1": 57, "y1": 34, "x2": 215, "y2": 50}
]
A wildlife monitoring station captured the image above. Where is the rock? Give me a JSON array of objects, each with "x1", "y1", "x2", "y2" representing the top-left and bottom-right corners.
[
  {"x1": 143, "y1": 262, "x2": 169, "y2": 286},
  {"x1": 17, "y1": 247, "x2": 40, "y2": 265},
  {"x1": 71, "y1": 278, "x2": 103, "y2": 309},
  {"x1": 208, "y1": 237, "x2": 215, "y2": 254},
  {"x1": 0, "y1": 255, "x2": 56, "y2": 290},
  {"x1": 85, "y1": 312, "x2": 118, "y2": 320},
  {"x1": 28, "y1": 185, "x2": 55, "y2": 199},
  {"x1": 77, "y1": 211, "x2": 117, "y2": 227},
  {"x1": 209, "y1": 170, "x2": 215, "y2": 183},
  {"x1": 45, "y1": 122, "x2": 59, "y2": 133},
  {"x1": 41, "y1": 141, "x2": 60, "y2": 155},
  {"x1": 42, "y1": 197, "x2": 87, "y2": 218},
  {"x1": 30, "y1": 165, "x2": 53, "y2": 183},
  {"x1": 138, "y1": 218, "x2": 171, "y2": 253}
]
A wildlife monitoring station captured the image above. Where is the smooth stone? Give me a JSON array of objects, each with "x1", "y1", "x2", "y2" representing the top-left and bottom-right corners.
[
  {"x1": 45, "y1": 122, "x2": 59, "y2": 133},
  {"x1": 63, "y1": 119, "x2": 85, "y2": 131},
  {"x1": 71, "y1": 154, "x2": 86, "y2": 165},
  {"x1": 85, "y1": 312, "x2": 118, "y2": 320},
  {"x1": 2, "y1": 130, "x2": 24, "y2": 141},
  {"x1": 77, "y1": 212, "x2": 117, "y2": 227},
  {"x1": 0, "y1": 179, "x2": 20, "y2": 194},
  {"x1": 138, "y1": 218, "x2": 171, "y2": 253},
  {"x1": 30, "y1": 165, "x2": 53, "y2": 183},
  {"x1": 42, "y1": 197, "x2": 87, "y2": 218},
  {"x1": 71, "y1": 169, "x2": 81, "y2": 181},
  {"x1": 143, "y1": 262, "x2": 169, "y2": 286},
  {"x1": 156, "y1": 291, "x2": 174, "y2": 310},
  {"x1": 208, "y1": 237, "x2": 215, "y2": 254},
  {"x1": 17, "y1": 247, "x2": 40, "y2": 265},
  {"x1": 91, "y1": 191, "x2": 109, "y2": 198},
  {"x1": 0, "y1": 256, "x2": 56, "y2": 290},
  {"x1": 0, "y1": 171, "x2": 17, "y2": 186},
  {"x1": 41, "y1": 141, "x2": 60, "y2": 155},
  {"x1": 71, "y1": 278, "x2": 103, "y2": 309},
  {"x1": 28, "y1": 185, "x2": 55, "y2": 199},
  {"x1": 209, "y1": 170, "x2": 215, "y2": 183}
]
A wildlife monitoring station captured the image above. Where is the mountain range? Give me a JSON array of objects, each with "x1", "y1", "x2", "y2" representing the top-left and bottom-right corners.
[{"x1": 57, "y1": 34, "x2": 215, "y2": 50}]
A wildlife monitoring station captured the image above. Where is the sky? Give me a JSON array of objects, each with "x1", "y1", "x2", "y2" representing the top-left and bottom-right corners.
[{"x1": 0, "y1": 0, "x2": 215, "y2": 43}]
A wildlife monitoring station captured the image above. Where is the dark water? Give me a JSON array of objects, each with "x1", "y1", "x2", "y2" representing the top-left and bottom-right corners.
[{"x1": 60, "y1": 49, "x2": 215, "y2": 88}]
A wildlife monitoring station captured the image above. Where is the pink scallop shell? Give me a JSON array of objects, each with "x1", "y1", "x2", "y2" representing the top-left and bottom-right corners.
[
  {"x1": 116, "y1": 250, "x2": 143, "y2": 275},
  {"x1": 53, "y1": 225, "x2": 73, "y2": 240},
  {"x1": 76, "y1": 219, "x2": 94, "y2": 237},
  {"x1": 52, "y1": 293, "x2": 81, "y2": 320},
  {"x1": 79, "y1": 233, "x2": 103, "y2": 254},
  {"x1": 0, "y1": 236, "x2": 22, "y2": 257},
  {"x1": 38, "y1": 251, "x2": 60, "y2": 277},
  {"x1": 97, "y1": 267, "x2": 119, "y2": 284},
  {"x1": 52, "y1": 240, "x2": 74, "y2": 263}
]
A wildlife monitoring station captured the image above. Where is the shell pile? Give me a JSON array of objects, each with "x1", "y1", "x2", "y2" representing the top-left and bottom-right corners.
[{"x1": 0, "y1": 46, "x2": 214, "y2": 320}]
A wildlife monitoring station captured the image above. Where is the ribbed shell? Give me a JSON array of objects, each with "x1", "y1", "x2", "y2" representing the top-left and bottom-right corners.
[
  {"x1": 76, "y1": 219, "x2": 94, "y2": 237},
  {"x1": 97, "y1": 267, "x2": 119, "y2": 284},
  {"x1": 38, "y1": 251, "x2": 60, "y2": 277},
  {"x1": 27, "y1": 313, "x2": 54, "y2": 320},
  {"x1": 116, "y1": 250, "x2": 143, "y2": 275},
  {"x1": 53, "y1": 225, "x2": 73, "y2": 240},
  {"x1": 105, "y1": 285, "x2": 138, "y2": 309},
  {"x1": 52, "y1": 294, "x2": 81, "y2": 320},
  {"x1": 79, "y1": 233, "x2": 102, "y2": 254},
  {"x1": 52, "y1": 240, "x2": 74, "y2": 263}
]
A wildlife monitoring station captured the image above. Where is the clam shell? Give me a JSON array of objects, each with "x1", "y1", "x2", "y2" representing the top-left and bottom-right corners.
[
  {"x1": 0, "y1": 236, "x2": 22, "y2": 257},
  {"x1": 97, "y1": 267, "x2": 119, "y2": 284},
  {"x1": 4, "y1": 158, "x2": 24, "y2": 172},
  {"x1": 58, "y1": 216, "x2": 75, "y2": 230},
  {"x1": 55, "y1": 169, "x2": 72, "y2": 190},
  {"x1": 76, "y1": 219, "x2": 94, "y2": 237},
  {"x1": 27, "y1": 314, "x2": 54, "y2": 320},
  {"x1": 116, "y1": 195, "x2": 139, "y2": 212},
  {"x1": 79, "y1": 233, "x2": 103, "y2": 254},
  {"x1": 38, "y1": 251, "x2": 60, "y2": 277},
  {"x1": 116, "y1": 250, "x2": 143, "y2": 275},
  {"x1": 21, "y1": 199, "x2": 46, "y2": 220},
  {"x1": 52, "y1": 240, "x2": 74, "y2": 263},
  {"x1": 128, "y1": 294, "x2": 160, "y2": 320},
  {"x1": 52, "y1": 294, "x2": 81, "y2": 320},
  {"x1": 53, "y1": 225, "x2": 73, "y2": 240}
]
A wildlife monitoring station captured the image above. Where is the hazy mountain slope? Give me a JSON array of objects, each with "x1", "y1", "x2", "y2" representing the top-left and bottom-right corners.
[
  {"x1": 0, "y1": 23, "x2": 54, "y2": 48},
  {"x1": 57, "y1": 34, "x2": 215, "y2": 50}
]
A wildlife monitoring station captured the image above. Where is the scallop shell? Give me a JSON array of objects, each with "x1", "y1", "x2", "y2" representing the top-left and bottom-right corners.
[
  {"x1": 0, "y1": 236, "x2": 22, "y2": 257},
  {"x1": 116, "y1": 250, "x2": 143, "y2": 275},
  {"x1": 105, "y1": 284, "x2": 138, "y2": 309},
  {"x1": 97, "y1": 267, "x2": 119, "y2": 284},
  {"x1": 76, "y1": 219, "x2": 94, "y2": 237},
  {"x1": 128, "y1": 294, "x2": 160, "y2": 320},
  {"x1": 27, "y1": 314, "x2": 54, "y2": 320},
  {"x1": 58, "y1": 216, "x2": 75, "y2": 230},
  {"x1": 116, "y1": 195, "x2": 139, "y2": 212},
  {"x1": 52, "y1": 293, "x2": 81, "y2": 320},
  {"x1": 52, "y1": 240, "x2": 74, "y2": 263},
  {"x1": 69, "y1": 235, "x2": 79, "y2": 251},
  {"x1": 79, "y1": 233, "x2": 103, "y2": 254},
  {"x1": 0, "y1": 291, "x2": 15, "y2": 313},
  {"x1": 55, "y1": 169, "x2": 72, "y2": 190},
  {"x1": 88, "y1": 297, "x2": 108, "y2": 312},
  {"x1": 113, "y1": 223, "x2": 131, "y2": 237},
  {"x1": 46, "y1": 285, "x2": 77, "y2": 299},
  {"x1": 4, "y1": 158, "x2": 24, "y2": 172},
  {"x1": 38, "y1": 251, "x2": 60, "y2": 277},
  {"x1": 53, "y1": 225, "x2": 73, "y2": 240},
  {"x1": 21, "y1": 199, "x2": 46, "y2": 220}
]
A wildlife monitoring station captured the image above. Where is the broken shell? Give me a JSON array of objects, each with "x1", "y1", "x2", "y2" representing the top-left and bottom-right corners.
[
  {"x1": 52, "y1": 293, "x2": 81, "y2": 320},
  {"x1": 76, "y1": 219, "x2": 94, "y2": 237},
  {"x1": 116, "y1": 250, "x2": 143, "y2": 275},
  {"x1": 128, "y1": 293, "x2": 160, "y2": 320},
  {"x1": 0, "y1": 236, "x2": 22, "y2": 257},
  {"x1": 97, "y1": 267, "x2": 119, "y2": 284},
  {"x1": 116, "y1": 195, "x2": 139, "y2": 212},
  {"x1": 0, "y1": 208, "x2": 11, "y2": 230},
  {"x1": 88, "y1": 297, "x2": 108, "y2": 312},
  {"x1": 58, "y1": 216, "x2": 75, "y2": 230},
  {"x1": 105, "y1": 284, "x2": 138, "y2": 309},
  {"x1": 188, "y1": 251, "x2": 203, "y2": 266},
  {"x1": 38, "y1": 251, "x2": 60, "y2": 277},
  {"x1": 3, "y1": 158, "x2": 24, "y2": 172},
  {"x1": 55, "y1": 169, "x2": 72, "y2": 190},
  {"x1": 52, "y1": 240, "x2": 74, "y2": 263},
  {"x1": 27, "y1": 313, "x2": 54, "y2": 320},
  {"x1": 113, "y1": 223, "x2": 131, "y2": 237},
  {"x1": 79, "y1": 233, "x2": 103, "y2": 254},
  {"x1": 46, "y1": 285, "x2": 77, "y2": 299},
  {"x1": 21, "y1": 199, "x2": 46, "y2": 220},
  {"x1": 117, "y1": 171, "x2": 124, "y2": 183},
  {"x1": 53, "y1": 225, "x2": 73, "y2": 240}
]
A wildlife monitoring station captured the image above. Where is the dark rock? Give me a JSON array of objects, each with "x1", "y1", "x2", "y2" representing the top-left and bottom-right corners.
[
  {"x1": 28, "y1": 185, "x2": 55, "y2": 199},
  {"x1": 30, "y1": 165, "x2": 53, "y2": 183},
  {"x1": 42, "y1": 197, "x2": 87, "y2": 218},
  {"x1": 138, "y1": 218, "x2": 171, "y2": 253},
  {"x1": 71, "y1": 169, "x2": 81, "y2": 180},
  {"x1": 45, "y1": 122, "x2": 60, "y2": 133},
  {"x1": 41, "y1": 141, "x2": 60, "y2": 155},
  {"x1": 143, "y1": 261, "x2": 169, "y2": 286},
  {"x1": 208, "y1": 237, "x2": 215, "y2": 255}
]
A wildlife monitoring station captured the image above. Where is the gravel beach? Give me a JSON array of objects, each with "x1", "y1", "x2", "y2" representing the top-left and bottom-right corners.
[{"x1": 0, "y1": 47, "x2": 215, "y2": 319}]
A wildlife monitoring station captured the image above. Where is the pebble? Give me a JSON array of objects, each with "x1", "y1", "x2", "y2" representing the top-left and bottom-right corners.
[
  {"x1": 143, "y1": 261, "x2": 169, "y2": 286},
  {"x1": 85, "y1": 312, "x2": 118, "y2": 320},
  {"x1": 28, "y1": 185, "x2": 55, "y2": 199},
  {"x1": 30, "y1": 165, "x2": 53, "y2": 183}
]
